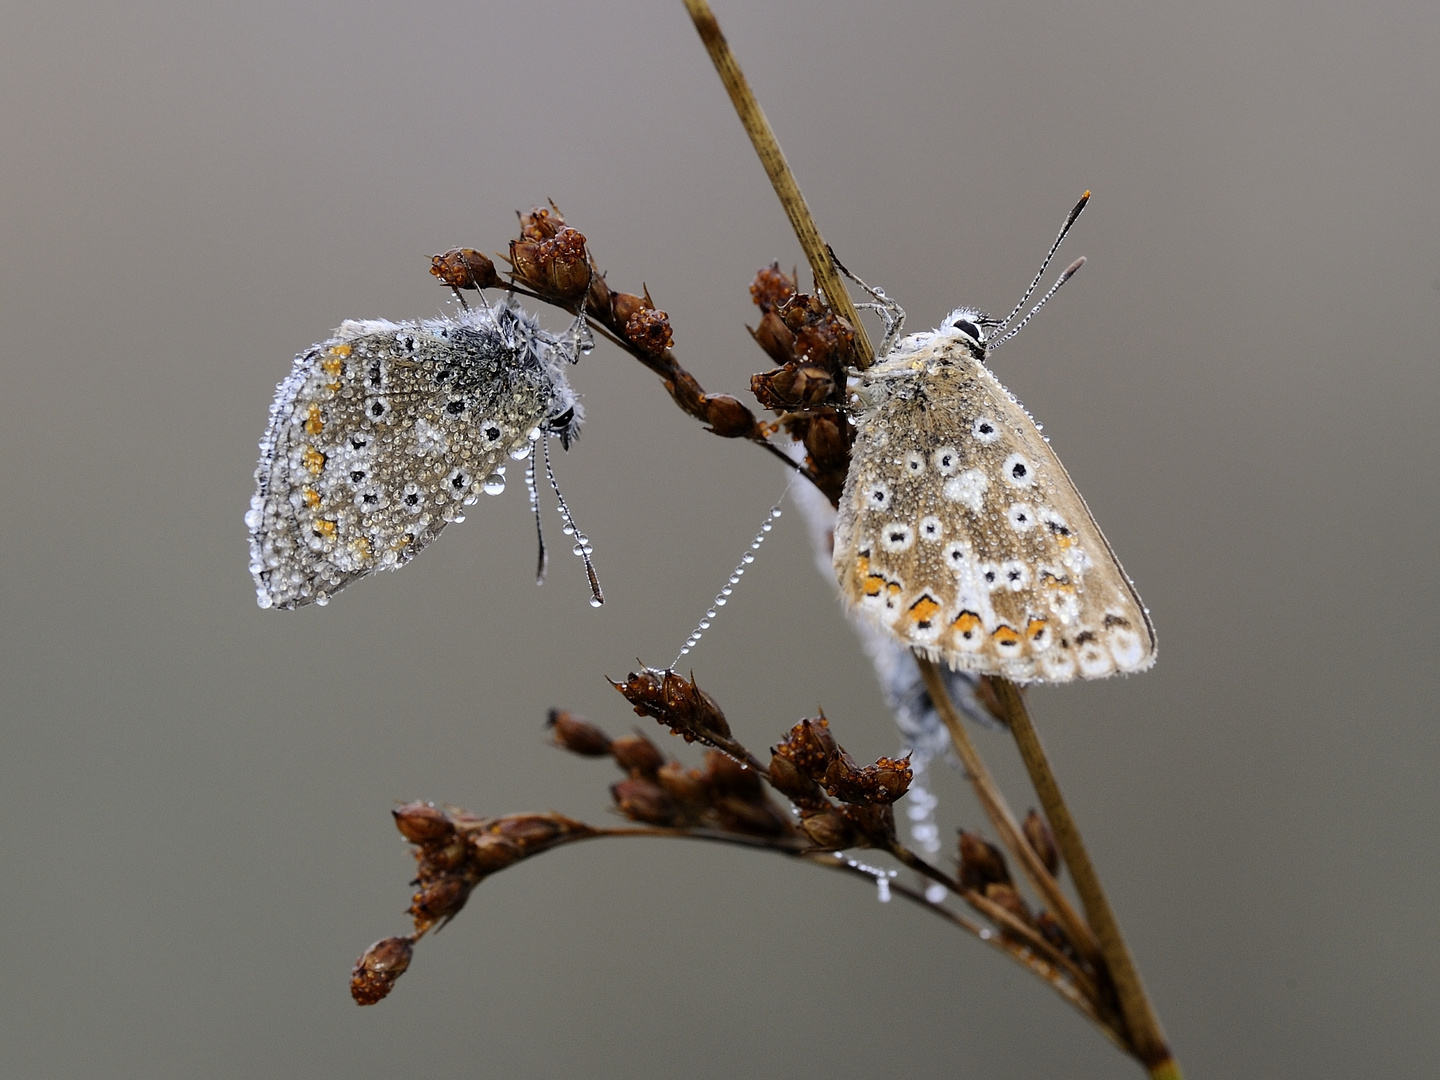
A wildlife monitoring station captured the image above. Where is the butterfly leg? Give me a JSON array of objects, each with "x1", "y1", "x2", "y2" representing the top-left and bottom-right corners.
[{"x1": 827, "y1": 245, "x2": 906, "y2": 357}]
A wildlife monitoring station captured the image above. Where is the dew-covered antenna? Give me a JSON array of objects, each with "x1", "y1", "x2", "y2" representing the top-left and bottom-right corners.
[
  {"x1": 543, "y1": 436, "x2": 603, "y2": 606},
  {"x1": 672, "y1": 485, "x2": 789, "y2": 666},
  {"x1": 989, "y1": 191, "x2": 1090, "y2": 338},
  {"x1": 525, "y1": 453, "x2": 548, "y2": 585},
  {"x1": 988, "y1": 256, "x2": 1086, "y2": 351}
]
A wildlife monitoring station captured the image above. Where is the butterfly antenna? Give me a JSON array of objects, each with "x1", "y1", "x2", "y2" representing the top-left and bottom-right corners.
[
  {"x1": 989, "y1": 257, "x2": 1086, "y2": 350},
  {"x1": 672, "y1": 485, "x2": 789, "y2": 667},
  {"x1": 992, "y1": 191, "x2": 1090, "y2": 335},
  {"x1": 543, "y1": 436, "x2": 603, "y2": 606},
  {"x1": 526, "y1": 452, "x2": 548, "y2": 585}
]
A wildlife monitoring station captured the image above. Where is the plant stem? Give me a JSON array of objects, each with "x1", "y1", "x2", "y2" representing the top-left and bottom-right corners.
[
  {"x1": 915, "y1": 657, "x2": 1101, "y2": 970},
  {"x1": 682, "y1": 0, "x2": 875, "y2": 367},
  {"x1": 991, "y1": 677, "x2": 1181, "y2": 1079}
]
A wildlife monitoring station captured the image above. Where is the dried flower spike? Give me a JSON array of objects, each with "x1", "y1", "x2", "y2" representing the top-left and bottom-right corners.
[
  {"x1": 351, "y1": 936, "x2": 414, "y2": 1006},
  {"x1": 430, "y1": 247, "x2": 501, "y2": 292},
  {"x1": 547, "y1": 708, "x2": 614, "y2": 757}
]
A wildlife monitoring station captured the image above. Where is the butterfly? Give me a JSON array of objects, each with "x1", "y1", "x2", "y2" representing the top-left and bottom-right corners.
[
  {"x1": 246, "y1": 300, "x2": 586, "y2": 610},
  {"x1": 832, "y1": 195, "x2": 1156, "y2": 682}
]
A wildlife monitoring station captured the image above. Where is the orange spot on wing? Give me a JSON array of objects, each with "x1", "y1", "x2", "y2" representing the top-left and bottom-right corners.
[
  {"x1": 992, "y1": 625, "x2": 1021, "y2": 649},
  {"x1": 328, "y1": 343, "x2": 352, "y2": 358},
  {"x1": 321, "y1": 356, "x2": 345, "y2": 378},
  {"x1": 1026, "y1": 617, "x2": 1049, "y2": 641},
  {"x1": 906, "y1": 594, "x2": 941, "y2": 629},
  {"x1": 863, "y1": 573, "x2": 886, "y2": 598},
  {"x1": 350, "y1": 537, "x2": 372, "y2": 559},
  {"x1": 304, "y1": 403, "x2": 325, "y2": 435},
  {"x1": 302, "y1": 486, "x2": 321, "y2": 508},
  {"x1": 302, "y1": 447, "x2": 327, "y2": 475},
  {"x1": 952, "y1": 610, "x2": 982, "y2": 638},
  {"x1": 313, "y1": 518, "x2": 337, "y2": 539},
  {"x1": 884, "y1": 582, "x2": 902, "y2": 601}
]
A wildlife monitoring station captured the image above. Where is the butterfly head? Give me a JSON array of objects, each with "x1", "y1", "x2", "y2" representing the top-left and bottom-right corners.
[{"x1": 934, "y1": 307, "x2": 996, "y2": 360}]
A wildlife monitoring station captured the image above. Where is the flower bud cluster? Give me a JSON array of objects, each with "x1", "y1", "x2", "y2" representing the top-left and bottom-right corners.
[
  {"x1": 396, "y1": 803, "x2": 594, "y2": 933},
  {"x1": 771, "y1": 715, "x2": 912, "y2": 849}
]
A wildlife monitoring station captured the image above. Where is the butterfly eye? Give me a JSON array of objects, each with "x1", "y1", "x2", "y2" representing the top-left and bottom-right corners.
[{"x1": 951, "y1": 318, "x2": 980, "y2": 340}]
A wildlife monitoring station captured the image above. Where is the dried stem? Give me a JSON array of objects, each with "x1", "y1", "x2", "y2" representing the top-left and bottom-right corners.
[
  {"x1": 915, "y1": 657, "x2": 1102, "y2": 968},
  {"x1": 992, "y1": 678, "x2": 1178, "y2": 1077},
  {"x1": 594, "y1": 824, "x2": 1126, "y2": 1047},
  {"x1": 683, "y1": 0, "x2": 875, "y2": 368}
]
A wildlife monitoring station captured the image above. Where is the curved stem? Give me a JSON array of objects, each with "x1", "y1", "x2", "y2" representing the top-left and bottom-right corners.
[
  {"x1": 592, "y1": 825, "x2": 1125, "y2": 1046},
  {"x1": 992, "y1": 678, "x2": 1181, "y2": 1078}
]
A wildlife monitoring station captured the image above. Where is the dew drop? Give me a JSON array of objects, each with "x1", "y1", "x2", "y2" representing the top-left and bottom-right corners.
[
  {"x1": 244, "y1": 509, "x2": 262, "y2": 529},
  {"x1": 876, "y1": 879, "x2": 892, "y2": 903},
  {"x1": 482, "y1": 474, "x2": 506, "y2": 495},
  {"x1": 742, "y1": 552, "x2": 756, "y2": 563},
  {"x1": 509, "y1": 443, "x2": 532, "y2": 460},
  {"x1": 589, "y1": 597, "x2": 603, "y2": 608},
  {"x1": 925, "y1": 882, "x2": 947, "y2": 903}
]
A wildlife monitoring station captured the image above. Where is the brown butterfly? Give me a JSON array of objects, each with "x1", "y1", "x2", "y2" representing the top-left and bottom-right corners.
[{"x1": 833, "y1": 195, "x2": 1156, "y2": 682}]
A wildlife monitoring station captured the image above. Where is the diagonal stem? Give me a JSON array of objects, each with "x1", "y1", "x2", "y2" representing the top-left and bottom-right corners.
[
  {"x1": 682, "y1": 0, "x2": 875, "y2": 368},
  {"x1": 915, "y1": 656, "x2": 1102, "y2": 971},
  {"x1": 991, "y1": 677, "x2": 1181, "y2": 1078}
]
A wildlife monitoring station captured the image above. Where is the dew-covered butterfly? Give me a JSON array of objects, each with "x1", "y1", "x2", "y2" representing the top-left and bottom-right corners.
[
  {"x1": 246, "y1": 299, "x2": 597, "y2": 610},
  {"x1": 833, "y1": 194, "x2": 1156, "y2": 681}
]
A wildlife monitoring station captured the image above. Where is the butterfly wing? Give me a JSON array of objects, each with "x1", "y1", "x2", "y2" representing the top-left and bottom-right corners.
[
  {"x1": 247, "y1": 311, "x2": 563, "y2": 609},
  {"x1": 834, "y1": 340, "x2": 1155, "y2": 682}
]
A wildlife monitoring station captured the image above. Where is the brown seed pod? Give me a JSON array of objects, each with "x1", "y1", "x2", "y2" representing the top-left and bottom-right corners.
[
  {"x1": 392, "y1": 802, "x2": 455, "y2": 845},
  {"x1": 350, "y1": 936, "x2": 414, "y2": 1006},
  {"x1": 547, "y1": 708, "x2": 614, "y2": 757},
  {"x1": 430, "y1": 248, "x2": 501, "y2": 292},
  {"x1": 958, "y1": 830, "x2": 1012, "y2": 891}
]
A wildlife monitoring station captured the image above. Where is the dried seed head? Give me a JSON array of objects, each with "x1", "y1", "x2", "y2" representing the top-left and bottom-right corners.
[
  {"x1": 519, "y1": 202, "x2": 566, "y2": 240},
  {"x1": 766, "y1": 749, "x2": 827, "y2": 808},
  {"x1": 702, "y1": 393, "x2": 757, "y2": 438},
  {"x1": 467, "y1": 833, "x2": 524, "y2": 874},
  {"x1": 800, "y1": 808, "x2": 857, "y2": 849},
  {"x1": 547, "y1": 708, "x2": 614, "y2": 757},
  {"x1": 351, "y1": 936, "x2": 414, "y2": 1005},
  {"x1": 656, "y1": 759, "x2": 710, "y2": 810},
  {"x1": 611, "y1": 733, "x2": 665, "y2": 778},
  {"x1": 775, "y1": 716, "x2": 838, "y2": 781},
  {"x1": 610, "y1": 290, "x2": 651, "y2": 327},
  {"x1": 409, "y1": 875, "x2": 471, "y2": 929},
  {"x1": 823, "y1": 749, "x2": 913, "y2": 806},
  {"x1": 509, "y1": 227, "x2": 592, "y2": 301},
  {"x1": 430, "y1": 248, "x2": 501, "y2": 292},
  {"x1": 611, "y1": 777, "x2": 678, "y2": 826},
  {"x1": 392, "y1": 802, "x2": 455, "y2": 845},
  {"x1": 750, "y1": 262, "x2": 798, "y2": 313},
  {"x1": 751, "y1": 362, "x2": 835, "y2": 410},
  {"x1": 748, "y1": 310, "x2": 797, "y2": 365},
  {"x1": 1022, "y1": 810, "x2": 1060, "y2": 878},
  {"x1": 958, "y1": 830, "x2": 1012, "y2": 891},
  {"x1": 492, "y1": 813, "x2": 577, "y2": 850},
  {"x1": 779, "y1": 292, "x2": 828, "y2": 331},
  {"x1": 624, "y1": 306, "x2": 675, "y2": 355},
  {"x1": 419, "y1": 834, "x2": 470, "y2": 873},
  {"x1": 800, "y1": 408, "x2": 849, "y2": 471},
  {"x1": 612, "y1": 668, "x2": 732, "y2": 745},
  {"x1": 841, "y1": 803, "x2": 897, "y2": 847},
  {"x1": 703, "y1": 749, "x2": 763, "y2": 800}
]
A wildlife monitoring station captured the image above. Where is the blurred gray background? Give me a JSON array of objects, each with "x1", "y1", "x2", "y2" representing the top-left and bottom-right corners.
[{"x1": 2, "y1": 1, "x2": 1436, "y2": 1077}]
